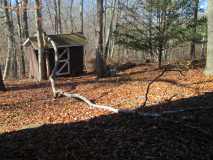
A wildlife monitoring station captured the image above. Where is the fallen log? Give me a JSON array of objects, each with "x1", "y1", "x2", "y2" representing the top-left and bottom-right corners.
[
  {"x1": 47, "y1": 36, "x2": 119, "y2": 113},
  {"x1": 47, "y1": 35, "x2": 213, "y2": 123}
]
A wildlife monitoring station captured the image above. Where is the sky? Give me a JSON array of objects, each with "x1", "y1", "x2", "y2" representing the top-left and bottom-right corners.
[{"x1": 200, "y1": 0, "x2": 208, "y2": 10}]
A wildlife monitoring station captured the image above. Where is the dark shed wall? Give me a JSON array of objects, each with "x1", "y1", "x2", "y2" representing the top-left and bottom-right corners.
[
  {"x1": 70, "y1": 46, "x2": 84, "y2": 74},
  {"x1": 27, "y1": 45, "x2": 84, "y2": 78},
  {"x1": 45, "y1": 46, "x2": 84, "y2": 76}
]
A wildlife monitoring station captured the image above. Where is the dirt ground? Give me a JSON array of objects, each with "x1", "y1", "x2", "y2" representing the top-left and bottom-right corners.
[
  {"x1": 1, "y1": 64, "x2": 213, "y2": 159},
  {"x1": 1, "y1": 64, "x2": 213, "y2": 133}
]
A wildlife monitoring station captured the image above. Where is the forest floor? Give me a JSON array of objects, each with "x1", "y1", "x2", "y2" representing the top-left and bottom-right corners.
[{"x1": 1, "y1": 63, "x2": 213, "y2": 159}]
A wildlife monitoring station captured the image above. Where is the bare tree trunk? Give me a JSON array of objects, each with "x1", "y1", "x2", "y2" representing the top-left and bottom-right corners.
[
  {"x1": 205, "y1": 0, "x2": 213, "y2": 74},
  {"x1": 104, "y1": 0, "x2": 117, "y2": 60},
  {"x1": 45, "y1": 0, "x2": 54, "y2": 32},
  {"x1": 190, "y1": 0, "x2": 199, "y2": 62},
  {"x1": 148, "y1": 0, "x2": 154, "y2": 62},
  {"x1": 69, "y1": 0, "x2": 74, "y2": 32},
  {"x1": 0, "y1": 66, "x2": 6, "y2": 91},
  {"x1": 53, "y1": 0, "x2": 58, "y2": 34},
  {"x1": 158, "y1": 45, "x2": 163, "y2": 68},
  {"x1": 57, "y1": 0, "x2": 62, "y2": 33},
  {"x1": 22, "y1": 0, "x2": 29, "y2": 38},
  {"x1": 35, "y1": 0, "x2": 47, "y2": 81},
  {"x1": 103, "y1": 0, "x2": 107, "y2": 43},
  {"x1": 109, "y1": 0, "x2": 121, "y2": 59},
  {"x1": 16, "y1": 0, "x2": 26, "y2": 78},
  {"x1": 3, "y1": 0, "x2": 18, "y2": 80},
  {"x1": 96, "y1": 0, "x2": 107, "y2": 78},
  {"x1": 53, "y1": 0, "x2": 62, "y2": 34},
  {"x1": 80, "y1": 0, "x2": 84, "y2": 33}
]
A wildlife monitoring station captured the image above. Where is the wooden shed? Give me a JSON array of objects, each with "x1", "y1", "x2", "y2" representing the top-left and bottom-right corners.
[{"x1": 23, "y1": 33, "x2": 87, "y2": 79}]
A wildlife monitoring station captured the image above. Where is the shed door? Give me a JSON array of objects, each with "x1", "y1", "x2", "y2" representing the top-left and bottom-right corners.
[{"x1": 56, "y1": 48, "x2": 70, "y2": 76}]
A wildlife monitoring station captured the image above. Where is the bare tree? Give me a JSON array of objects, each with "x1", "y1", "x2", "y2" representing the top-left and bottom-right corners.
[
  {"x1": 69, "y1": 0, "x2": 74, "y2": 32},
  {"x1": 80, "y1": 0, "x2": 84, "y2": 33},
  {"x1": 53, "y1": 0, "x2": 62, "y2": 34},
  {"x1": 96, "y1": 0, "x2": 107, "y2": 78},
  {"x1": 53, "y1": 0, "x2": 58, "y2": 33},
  {"x1": 0, "y1": 66, "x2": 6, "y2": 91},
  {"x1": 22, "y1": 0, "x2": 29, "y2": 38},
  {"x1": 15, "y1": 0, "x2": 26, "y2": 78},
  {"x1": 45, "y1": 0, "x2": 54, "y2": 32},
  {"x1": 3, "y1": 0, "x2": 18, "y2": 80},
  {"x1": 104, "y1": 0, "x2": 117, "y2": 60},
  {"x1": 35, "y1": 0, "x2": 47, "y2": 80},
  {"x1": 57, "y1": 0, "x2": 62, "y2": 33},
  {"x1": 147, "y1": 0, "x2": 154, "y2": 61},
  {"x1": 190, "y1": 0, "x2": 199, "y2": 62}
]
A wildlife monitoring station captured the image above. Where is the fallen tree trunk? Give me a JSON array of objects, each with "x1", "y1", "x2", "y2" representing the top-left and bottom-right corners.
[
  {"x1": 47, "y1": 36, "x2": 119, "y2": 113},
  {"x1": 47, "y1": 35, "x2": 213, "y2": 126}
]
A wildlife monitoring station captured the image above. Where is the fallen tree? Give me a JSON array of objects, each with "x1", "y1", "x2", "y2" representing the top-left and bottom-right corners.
[
  {"x1": 47, "y1": 35, "x2": 213, "y2": 126},
  {"x1": 47, "y1": 36, "x2": 119, "y2": 113}
]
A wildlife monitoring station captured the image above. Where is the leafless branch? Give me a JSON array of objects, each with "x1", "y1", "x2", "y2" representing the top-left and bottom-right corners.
[
  {"x1": 47, "y1": 35, "x2": 119, "y2": 113},
  {"x1": 141, "y1": 68, "x2": 185, "y2": 108}
]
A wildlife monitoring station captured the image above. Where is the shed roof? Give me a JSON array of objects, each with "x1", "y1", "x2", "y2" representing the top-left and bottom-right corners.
[{"x1": 23, "y1": 33, "x2": 87, "y2": 49}]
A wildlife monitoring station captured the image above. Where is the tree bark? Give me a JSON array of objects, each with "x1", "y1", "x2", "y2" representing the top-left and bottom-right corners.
[
  {"x1": 96, "y1": 0, "x2": 107, "y2": 78},
  {"x1": 16, "y1": 0, "x2": 26, "y2": 78},
  {"x1": 80, "y1": 0, "x2": 84, "y2": 33},
  {"x1": 190, "y1": 0, "x2": 199, "y2": 62},
  {"x1": 69, "y1": 0, "x2": 74, "y2": 32},
  {"x1": 3, "y1": 0, "x2": 18, "y2": 80},
  {"x1": 205, "y1": 0, "x2": 213, "y2": 74},
  {"x1": 45, "y1": 0, "x2": 54, "y2": 32},
  {"x1": 0, "y1": 66, "x2": 6, "y2": 91},
  {"x1": 35, "y1": 0, "x2": 47, "y2": 80},
  {"x1": 22, "y1": 0, "x2": 29, "y2": 38},
  {"x1": 104, "y1": 0, "x2": 117, "y2": 60},
  {"x1": 57, "y1": 0, "x2": 62, "y2": 33},
  {"x1": 148, "y1": 0, "x2": 154, "y2": 62},
  {"x1": 53, "y1": 0, "x2": 58, "y2": 34},
  {"x1": 158, "y1": 47, "x2": 163, "y2": 68}
]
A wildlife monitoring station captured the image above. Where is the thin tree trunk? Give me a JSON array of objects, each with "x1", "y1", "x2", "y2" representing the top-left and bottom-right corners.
[
  {"x1": 16, "y1": 0, "x2": 26, "y2": 78},
  {"x1": 53, "y1": 0, "x2": 58, "y2": 34},
  {"x1": 3, "y1": 0, "x2": 18, "y2": 80},
  {"x1": 158, "y1": 44, "x2": 163, "y2": 68},
  {"x1": 69, "y1": 0, "x2": 74, "y2": 32},
  {"x1": 80, "y1": 0, "x2": 84, "y2": 33},
  {"x1": 57, "y1": 0, "x2": 62, "y2": 33},
  {"x1": 148, "y1": 0, "x2": 154, "y2": 62},
  {"x1": 201, "y1": 39, "x2": 205, "y2": 66},
  {"x1": 109, "y1": 0, "x2": 120, "y2": 59},
  {"x1": 0, "y1": 66, "x2": 6, "y2": 91},
  {"x1": 104, "y1": 0, "x2": 117, "y2": 60},
  {"x1": 190, "y1": 0, "x2": 199, "y2": 62},
  {"x1": 103, "y1": 0, "x2": 107, "y2": 43},
  {"x1": 22, "y1": 0, "x2": 29, "y2": 38},
  {"x1": 96, "y1": 0, "x2": 107, "y2": 78},
  {"x1": 45, "y1": 0, "x2": 54, "y2": 32},
  {"x1": 35, "y1": 0, "x2": 47, "y2": 80}
]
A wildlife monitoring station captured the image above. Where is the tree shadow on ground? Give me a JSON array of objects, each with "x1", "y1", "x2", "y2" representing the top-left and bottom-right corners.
[
  {"x1": 5, "y1": 80, "x2": 77, "y2": 92},
  {"x1": 1, "y1": 92, "x2": 213, "y2": 160},
  {"x1": 5, "y1": 64, "x2": 207, "y2": 92},
  {"x1": 2, "y1": 64, "x2": 155, "y2": 92}
]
